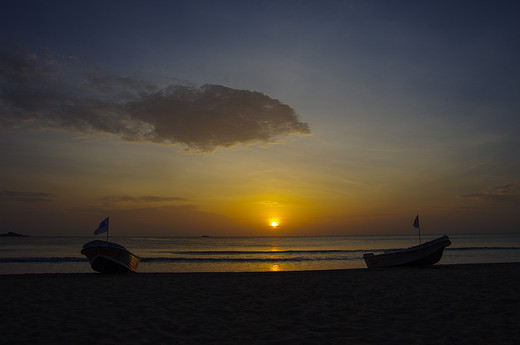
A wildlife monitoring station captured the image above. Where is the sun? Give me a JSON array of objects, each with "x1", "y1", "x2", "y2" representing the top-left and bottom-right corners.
[{"x1": 268, "y1": 218, "x2": 280, "y2": 228}]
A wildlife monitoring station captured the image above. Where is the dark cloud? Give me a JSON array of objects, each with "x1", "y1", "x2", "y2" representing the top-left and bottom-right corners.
[
  {"x1": 459, "y1": 182, "x2": 520, "y2": 205},
  {"x1": 0, "y1": 191, "x2": 56, "y2": 202},
  {"x1": 0, "y1": 41, "x2": 310, "y2": 152},
  {"x1": 125, "y1": 84, "x2": 310, "y2": 151}
]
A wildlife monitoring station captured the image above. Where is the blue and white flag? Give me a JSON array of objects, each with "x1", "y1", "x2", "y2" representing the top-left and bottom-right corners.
[
  {"x1": 94, "y1": 217, "x2": 109, "y2": 235},
  {"x1": 413, "y1": 215, "x2": 420, "y2": 229}
]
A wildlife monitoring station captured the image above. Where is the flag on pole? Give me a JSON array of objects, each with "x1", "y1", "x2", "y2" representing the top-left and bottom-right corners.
[
  {"x1": 413, "y1": 215, "x2": 420, "y2": 229},
  {"x1": 94, "y1": 217, "x2": 109, "y2": 235}
]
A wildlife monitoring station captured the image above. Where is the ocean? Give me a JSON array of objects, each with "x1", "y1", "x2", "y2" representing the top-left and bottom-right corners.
[{"x1": 1, "y1": 233, "x2": 519, "y2": 274}]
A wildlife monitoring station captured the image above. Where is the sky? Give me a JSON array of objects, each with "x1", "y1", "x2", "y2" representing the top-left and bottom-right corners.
[{"x1": 1, "y1": 0, "x2": 519, "y2": 236}]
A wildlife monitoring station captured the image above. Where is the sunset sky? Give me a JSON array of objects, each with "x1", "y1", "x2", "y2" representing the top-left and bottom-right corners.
[{"x1": 1, "y1": 1, "x2": 519, "y2": 236}]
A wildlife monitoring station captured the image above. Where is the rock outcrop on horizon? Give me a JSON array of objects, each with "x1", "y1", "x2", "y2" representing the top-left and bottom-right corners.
[{"x1": 0, "y1": 232, "x2": 28, "y2": 237}]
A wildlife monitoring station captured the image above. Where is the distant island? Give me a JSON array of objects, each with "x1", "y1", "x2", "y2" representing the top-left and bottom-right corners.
[{"x1": 0, "y1": 232, "x2": 29, "y2": 237}]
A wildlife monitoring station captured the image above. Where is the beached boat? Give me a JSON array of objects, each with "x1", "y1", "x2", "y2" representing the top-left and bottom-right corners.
[
  {"x1": 81, "y1": 217, "x2": 141, "y2": 273},
  {"x1": 81, "y1": 240, "x2": 141, "y2": 273},
  {"x1": 363, "y1": 235, "x2": 451, "y2": 268}
]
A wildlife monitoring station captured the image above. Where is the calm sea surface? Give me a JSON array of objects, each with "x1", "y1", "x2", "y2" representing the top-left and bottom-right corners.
[{"x1": 1, "y1": 233, "x2": 519, "y2": 274}]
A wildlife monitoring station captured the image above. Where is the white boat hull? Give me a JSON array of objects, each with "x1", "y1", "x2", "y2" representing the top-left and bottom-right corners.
[
  {"x1": 81, "y1": 240, "x2": 141, "y2": 273},
  {"x1": 363, "y1": 235, "x2": 451, "y2": 268}
]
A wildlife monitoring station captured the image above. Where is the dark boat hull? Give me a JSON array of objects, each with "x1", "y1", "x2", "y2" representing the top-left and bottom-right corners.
[
  {"x1": 363, "y1": 235, "x2": 451, "y2": 268},
  {"x1": 81, "y1": 240, "x2": 141, "y2": 273}
]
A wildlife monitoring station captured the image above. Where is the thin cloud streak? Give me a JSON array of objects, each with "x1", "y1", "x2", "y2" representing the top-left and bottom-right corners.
[
  {"x1": 99, "y1": 194, "x2": 187, "y2": 206},
  {"x1": 0, "y1": 191, "x2": 56, "y2": 202},
  {"x1": 459, "y1": 182, "x2": 520, "y2": 205},
  {"x1": 0, "y1": 41, "x2": 310, "y2": 152}
]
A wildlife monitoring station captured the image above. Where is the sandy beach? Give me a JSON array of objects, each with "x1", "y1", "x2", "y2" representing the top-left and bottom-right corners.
[{"x1": 1, "y1": 263, "x2": 519, "y2": 345}]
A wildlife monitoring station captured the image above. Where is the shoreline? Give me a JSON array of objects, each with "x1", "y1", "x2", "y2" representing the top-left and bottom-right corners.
[
  {"x1": 1, "y1": 261, "x2": 519, "y2": 276},
  {"x1": 2, "y1": 263, "x2": 519, "y2": 344}
]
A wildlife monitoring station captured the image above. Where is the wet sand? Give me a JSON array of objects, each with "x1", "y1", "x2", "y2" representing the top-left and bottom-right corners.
[{"x1": 1, "y1": 263, "x2": 519, "y2": 344}]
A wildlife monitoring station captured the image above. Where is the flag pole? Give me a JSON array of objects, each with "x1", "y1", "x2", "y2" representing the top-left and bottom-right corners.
[
  {"x1": 418, "y1": 222, "x2": 422, "y2": 245},
  {"x1": 106, "y1": 217, "x2": 109, "y2": 242}
]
